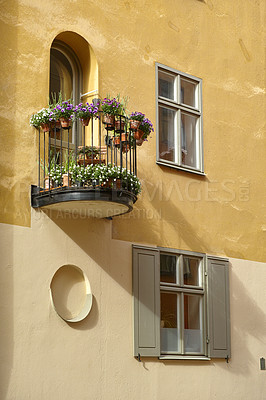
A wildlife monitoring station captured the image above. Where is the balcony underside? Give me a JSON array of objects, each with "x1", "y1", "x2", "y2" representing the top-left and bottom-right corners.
[{"x1": 31, "y1": 185, "x2": 136, "y2": 218}]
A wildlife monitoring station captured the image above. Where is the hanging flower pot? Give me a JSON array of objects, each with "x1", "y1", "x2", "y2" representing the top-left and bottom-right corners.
[
  {"x1": 122, "y1": 143, "x2": 130, "y2": 153},
  {"x1": 130, "y1": 120, "x2": 141, "y2": 130},
  {"x1": 41, "y1": 123, "x2": 50, "y2": 132},
  {"x1": 81, "y1": 117, "x2": 91, "y2": 126},
  {"x1": 136, "y1": 138, "x2": 144, "y2": 146},
  {"x1": 134, "y1": 129, "x2": 144, "y2": 141},
  {"x1": 115, "y1": 119, "x2": 125, "y2": 132},
  {"x1": 60, "y1": 117, "x2": 71, "y2": 128},
  {"x1": 114, "y1": 136, "x2": 121, "y2": 146},
  {"x1": 103, "y1": 114, "x2": 115, "y2": 127}
]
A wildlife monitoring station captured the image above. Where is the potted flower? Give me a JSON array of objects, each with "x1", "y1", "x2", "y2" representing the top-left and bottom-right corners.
[
  {"x1": 101, "y1": 97, "x2": 124, "y2": 127},
  {"x1": 53, "y1": 100, "x2": 75, "y2": 128},
  {"x1": 30, "y1": 108, "x2": 56, "y2": 132},
  {"x1": 74, "y1": 102, "x2": 99, "y2": 126},
  {"x1": 136, "y1": 117, "x2": 154, "y2": 146},
  {"x1": 129, "y1": 111, "x2": 145, "y2": 130},
  {"x1": 77, "y1": 146, "x2": 101, "y2": 165}
]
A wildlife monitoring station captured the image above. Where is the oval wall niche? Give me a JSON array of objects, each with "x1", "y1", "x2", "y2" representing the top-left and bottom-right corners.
[{"x1": 50, "y1": 264, "x2": 93, "y2": 323}]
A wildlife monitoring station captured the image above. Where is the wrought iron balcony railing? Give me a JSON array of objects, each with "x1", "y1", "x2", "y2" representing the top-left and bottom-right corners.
[{"x1": 31, "y1": 112, "x2": 141, "y2": 218}]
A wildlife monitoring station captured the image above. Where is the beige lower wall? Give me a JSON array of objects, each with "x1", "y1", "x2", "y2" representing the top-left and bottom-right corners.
[{"x1": 0, "y1": 211, "x2": 265, "y2": 400}]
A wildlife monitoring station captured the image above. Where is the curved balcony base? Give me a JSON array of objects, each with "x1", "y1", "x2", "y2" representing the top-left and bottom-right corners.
[{"x1": 31, "y1": 185, "x2": 136, "y2": 218}]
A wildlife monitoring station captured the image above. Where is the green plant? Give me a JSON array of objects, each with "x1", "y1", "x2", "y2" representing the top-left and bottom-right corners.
[
  {"x1": 129, "y1": 111, "x2": 145, "y2": 122},
  {"x1": 67, "y1": 163, "x2": 141, "y2": 194},
  {"x1": 74, "y1": 102, "x2": 99, "y2": 119},
  {"x1": 101, "y1": 97, "x2": 124, "y2": 116},
  {"x1": 77, "y1": 146, "x2": 100, "y2": 158},
  {"x1": 30, "y1": 108, "x2": 56, "y2": 128},
  {"x1": 52, "y1": 100, "x2": 75, "y2": 120},
  {"x1": 139, "y1": 117, "x2": 154, "y2": 139}
]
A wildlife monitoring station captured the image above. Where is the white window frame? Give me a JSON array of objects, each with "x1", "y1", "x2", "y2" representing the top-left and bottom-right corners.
[
  {"x1": 156, "y1": 63, "x2": 204, "y2": 175},
  {"x1": 159, "y1": 248, "x2": 207, "y2": 358}
]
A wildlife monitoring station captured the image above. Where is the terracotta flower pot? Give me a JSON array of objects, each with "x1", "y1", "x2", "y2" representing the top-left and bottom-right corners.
[
  {"x1": 60, "y1": 117, "x2": 71, "y2": 128},
  {"x1": 41, "y1": 123, "x2": 50, "y2": 132},
  {"x1": 122, "y1": 144, "x2": 130, "y2": 153},
  {"x1": 101, "y1": 179, "x2": 112, "y2": 189},
  {"x1": 81, "y1": 117, "x2": 91, "y2": 126},
  {"x1": 136, "y1": 138, "x2": 144, "y2": 146},
  {"x1": 103, "y1": 114, "x2": 115, "y2": 127},
  {"x1": 115, "y1": 119, "x2": 125, "y2": 132},
  {"x1": 113, "y1": 179, "x2": 121, "y2": 189},
  {"x1": 130, "y1": 120, "x2": 141, "y2": 130},
  {"x1": 114, "y1": 136, "x2": 121, "y2": 146},
  {"x1": 62, "y1": 174, "x2": 71, "y2": 187},
  {"x1": 44, "y1": 176, "x2": 52, "y2": 189},
  {"x1": 114, "y1": 133, "x2": 127, "y2": 146},
  {"x1": 134, "y1": 129, "x2": 144, "y2": 141}
]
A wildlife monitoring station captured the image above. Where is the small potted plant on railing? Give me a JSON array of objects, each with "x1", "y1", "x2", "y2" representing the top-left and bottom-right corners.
[
  {"x1": 101, "y1": 97, "x2": 124, "y2": 127},
  {"x1": 74, "y1": 102, "x2": 99, "y2": 126},
  {"x1": 77, "y1": 146, "x2": 101, "y2": 165},
  {"x1": 30, "y1": 108, "x2": 56, "y2": 132},
  {"x1": 136, "y1": 117, "x2": 154, "y2": 146},
  {"x1": 129, "y1": 111, "x2": 145, "y2": 131},
  {"x1": 53, "y1": 100, "x2": 75, "y2": 128}
]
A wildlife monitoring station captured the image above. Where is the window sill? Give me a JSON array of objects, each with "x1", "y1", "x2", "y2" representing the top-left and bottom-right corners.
[
  {"x1": 156, "y1": 160, "x2": 206, "y2": 176},
  {"x1": 159, "y1": 355, "x2": 211, "y2": 361}
]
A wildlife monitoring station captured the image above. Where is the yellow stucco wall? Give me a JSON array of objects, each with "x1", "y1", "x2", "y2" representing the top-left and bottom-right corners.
[{"x1": 0, "y1": 1, "x2": 265, "y2": 261}]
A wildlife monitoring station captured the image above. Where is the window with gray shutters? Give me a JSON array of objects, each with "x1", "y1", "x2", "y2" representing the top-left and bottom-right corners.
[{"x1": 133, "y1": 246, "x2": 230, "y2": 361}]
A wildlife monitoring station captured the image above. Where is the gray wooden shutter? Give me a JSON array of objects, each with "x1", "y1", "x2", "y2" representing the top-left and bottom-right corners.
[
  {"x1": 133, "y1": 246, "x2": 160, "y2": 357},
  {"x1": 207, "y1": 257, "x2": 231, "y2": 359}
]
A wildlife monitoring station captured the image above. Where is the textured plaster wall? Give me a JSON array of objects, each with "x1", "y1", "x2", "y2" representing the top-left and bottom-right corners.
[
  {"x1": 0, "y1": 216, "x2": 266, "y2": 400},
  {"x1": 0, "y1": 0, "x2": 265, "y2": 261}
]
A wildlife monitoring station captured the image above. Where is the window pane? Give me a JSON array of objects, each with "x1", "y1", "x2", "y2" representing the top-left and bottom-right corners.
[
  {"x1": 50, "y1": 48, "x2": 73, "y2": 102},
  {"x1": 161, "y1": 293, "x2": 180, "y2": 353},
  {"x1": 160, "y1": 254, "x2": 178, "y2": 284},
  {"x1": 184, "y1": 294, "x2": 203, "y2": 353},
  {"x1": 158, "y1": 71, "x2": 175, "y2": 100},
  {"x1": 181, "y1": 113, "x2": 199, "y2": 169},
  {"x1": 181, "y1": 79, "x2": 197, "y2": 108},
  {"x1": 159, "y1": 106, "x2": 176, "y2": 162},
  {"x1": 183, "y1": 257, "x2": 201, "y2": 286}
]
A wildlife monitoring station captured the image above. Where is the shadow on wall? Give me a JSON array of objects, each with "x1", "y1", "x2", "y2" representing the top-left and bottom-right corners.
[{"x1": 45, "y1": 209, "x2": 132, "y2": 302}]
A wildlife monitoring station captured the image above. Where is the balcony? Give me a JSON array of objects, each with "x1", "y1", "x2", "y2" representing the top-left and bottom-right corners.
[{"x1": 31, "y1": 112, "x2": 142, "y2": 218}]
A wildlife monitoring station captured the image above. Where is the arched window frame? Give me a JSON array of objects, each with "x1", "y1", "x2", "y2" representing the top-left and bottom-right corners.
[{"x1": 49, "y1": 39, "x2": 83, "y2": 146}]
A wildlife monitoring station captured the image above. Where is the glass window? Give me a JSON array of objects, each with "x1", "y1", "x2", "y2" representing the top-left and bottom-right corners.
[
  {"x1": 181, "y1": 113, "x2": 199, "y2": 169},
  {"x1": 160, "y1": 251, "x2": 205, "y2": 355},
  {"x1": 160, "y1": 254, "x2": 178, "y2": 284},
  {"x1": 159, "y1": 107, "x2": 176, "y2": 163},
  {"x1": 183, "y1": 257, "x2": 202, "y2": 287},
  {"x1": 184, "y1": 294, "x2": 203, "y2": 353},
  {"x1": 181, "y1": 78, "x2": 197, "y2": 108},
  {"x1": 50, "y1": 48, "x2": 73, "y2": 102},
  {"x1": 158, "y1": 71, "x2": 176, "y2": 101},
  {"x1": 161, "y1": 292, "x2": 180, "y2": 353},
  {"x1": 156, "y1": 64, "x2": 203, "y2": 173},
  {"x1": 49, "y1": 40, "x2": 82, "y2": 149}
]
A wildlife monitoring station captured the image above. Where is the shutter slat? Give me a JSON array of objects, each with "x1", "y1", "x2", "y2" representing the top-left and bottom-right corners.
[
  {"x1": 133, "y1": 246, "x2": 160, "y2": 357},
  {"x1": 207, "y1": 257, "x2": 231, "y2": 359}
]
